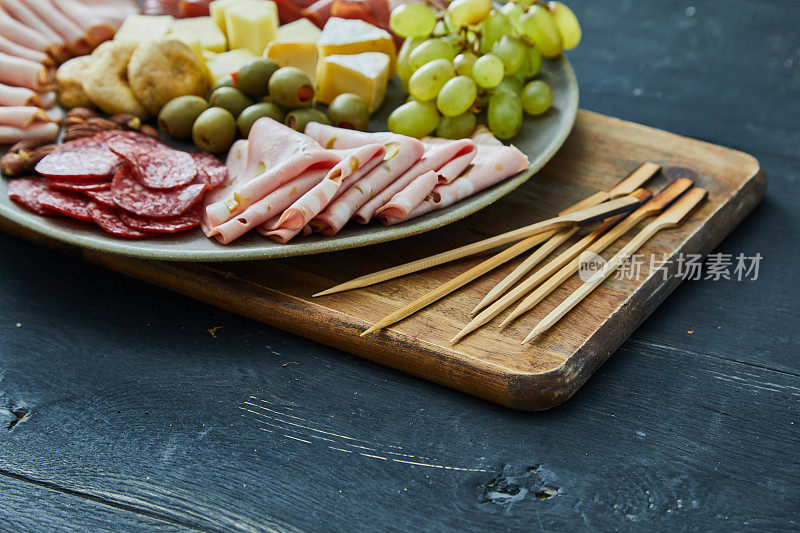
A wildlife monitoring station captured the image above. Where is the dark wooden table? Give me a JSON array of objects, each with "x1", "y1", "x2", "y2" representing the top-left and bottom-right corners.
[{"x1": 2, "y1": 1, "x2": 798, "y2": 531}]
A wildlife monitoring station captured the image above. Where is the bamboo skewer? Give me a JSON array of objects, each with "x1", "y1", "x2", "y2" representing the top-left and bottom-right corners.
[
  {"x1": 522, "y1": 187, "x2": 708, "y2": 343},
  {"x1": 359, "y1": 195, "x2": 645, "y2": 336},
  {"x1": 499, "y1": 178, "x2": 695, "y2": 330},
  {"x1": 471, "y1": 162, "x2": 662, "y2": 314},
  {"x1": 317, "y1": 194, "x2": 642, "y2": 298}
]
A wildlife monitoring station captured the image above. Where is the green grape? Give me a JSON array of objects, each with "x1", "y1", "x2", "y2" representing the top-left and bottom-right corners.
[
  {"x1": 488, "y1": 90, "x2": 523, "y2": 139},
  {"x1": 437, "y1": 111, "x2": 476, "y2": 139},
  {"x1": 548, "y1": 1, "x2": 581, "y2": 49},
  {"x1": 409, "y1": 58, "x2": 455, "y2": 101},
  {"x1": 408, "y1": 38, "x2": 460, "y2": 73},
  {"x1": 437, "y1": 75, "x2": 477, "y2": 116},
  {"x1": 491, "y1": 35, "x2": 527, "y2": 76},
  {"x1": 500, "y1": 2, "x2": 524, "y2": 33},
  {"x1": 397, "y1": 36, "x2": 426, "y2": 88},
  {"x1": 388, "y1": 99, "x2": 440, "y2": 138},
  {"x1": 520, "y1": 4, "x2": 563, "y2": 58},
  {"x1": 454, "y1": 52, "x2": 477, "y2": 78},
  {"x1": 479, "y1": 10, "x2": 513, "y2": 55},
  {"x1": 446, "y1": 0, "x2": 492, "y2": 27},
  {"x1": 521, "y1": 80, "x2": 552, "y2": 115},
  {"x1": 495, "y1": 75, "x2": 523, "y2": 95},
  {"x1": 472, "y1": 54, "x2": 504, "y2": 88},
  {"x1": 518, "y1": 44, "x2": 542, "y2": 79},
  {"x1": 390, "y1": 2, "x2": 437, "y2": 38}
]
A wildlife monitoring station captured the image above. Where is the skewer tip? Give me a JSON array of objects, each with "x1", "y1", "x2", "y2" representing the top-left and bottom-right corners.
[
  {"x1": 450, "y1": 329, "x2": 469, "y2": 345},
  {"x1": 313, "y1": 286, "x2": 344, "y2": 297},
  {"x1": 360, "y1": 324, "x2": 381, "y2": 337},
  {"x1": 521, "y1": 326, "x2": 546, "y2": 344}
]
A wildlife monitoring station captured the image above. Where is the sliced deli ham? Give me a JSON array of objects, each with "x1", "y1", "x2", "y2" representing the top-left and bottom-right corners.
[
  {"x1": 0, "y1": 106, "x2": 52, "y2": 128},
  {"x1": 374, "y1": 169, "x2": 438, "y2": 221},
  {"x1": 0, "y1": 83, "x2": 38, "y2": 106},
  {"x1": 56, "y1": 0, "x2": 117, "y2": 45},
  {"x1": 0, "y1": 32, "x2": 51, "y2": 64},
  {"x1": 0, "y1": 51, "x2": 54, "y2": 91},
  {"x1": 0, "y1": 6, "x2": 54, "y2": 53},
  {"x1": 0, "y1": 121, "x2": 58, "y2": 144},
  {"x1": 20, "y1": 0, "x2": 93, "y2": 55}
]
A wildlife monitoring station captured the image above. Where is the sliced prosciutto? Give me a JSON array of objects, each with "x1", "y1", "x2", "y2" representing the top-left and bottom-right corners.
[
  {"x1": 204, "y1": 117, "x2": 341, "y2": 228},
  {"x1": 303, "y1": 122, "x2": 424, "y2": 236}
]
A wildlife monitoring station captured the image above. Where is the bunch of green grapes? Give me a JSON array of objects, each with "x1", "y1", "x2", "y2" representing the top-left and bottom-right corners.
[{"x1": 388, "y1": 0, "x2": 581, "y2": 140}]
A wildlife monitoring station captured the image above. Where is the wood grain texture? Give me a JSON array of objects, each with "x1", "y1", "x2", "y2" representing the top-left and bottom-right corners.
[{"x1": 0, "y1": 111, "x2": 766, "y2": 410}]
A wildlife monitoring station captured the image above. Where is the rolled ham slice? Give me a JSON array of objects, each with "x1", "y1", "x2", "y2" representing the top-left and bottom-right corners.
[
  {"x1": 0, "y1": 51, "x2": 54, "y2": 91},
  {"x1": 374, "y1": 169, "x2": 438, "y2": 221},
  {"x1": 303, "y1": 122, "x2": 424, "y2": 236},
  {"x1": 0, "y1": 0, "x2": 55, "y2": 40},
  {"x1": 353, "y1": 137, "x2": 476, "y2": 223},
  {"x1": 380, "y1": 137, "x2": 529, "y2": 225},
  {"x1": 0, "y1": 82, "x2": 37, "y2": 106},
  {"x1": 56, "y1": 0, "x2": 117, "y2": 45},
  {"x1": 470, "y1": 124, "x2": 503, "y2": 146},
  {"x1": 77, "y1": 0, "x2": 139, "y2": 27},
  {"x1": 0, "y1": 5, "x2": 54, "y2": 53},
  {"x1": 273, "y1": 143, "x2": 386, "y2": 233},
  {"x1": 37, "y1": 90, "x2": 55, "y2": 108},
  {"x1": 0, "y1": 121, "x2": 58, "y2": 144},
  {"x1": 207, "y1": 168, "x2": 329, "y2": 244},
  {"x1": 0, "y1": 32, "x2": 51, "y2": 64},
  {"x1": 202, "y1": 139, "x2": 248, "y2": 217},
  {"x1": 21, "y1": 0, "x2": 92, "y2": 55},
  {"x1": 204, "y1": 118, "x2": 340, "y2": 228},
  {"x1": 0, "y1": 106, "x2": 52, "y2": 128}
]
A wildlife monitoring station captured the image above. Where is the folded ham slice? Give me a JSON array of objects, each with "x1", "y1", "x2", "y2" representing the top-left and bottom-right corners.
[
  {"x1": 77, "y1": 0, "x2": 139, "y2": 27},
  {"x1": 204, "y1": 118, "x2": 341, "y2": 228},
  {"x1": 56, "y1": 0, "x2": 117, "y2": 46},
  {"x1": 0, "y1": 82, "x2": 36, "y2": 106},
  {"x1": 379, "y1": 131, "x2": 529, "y2": 225},
  {"x1": 0, "y1": 0, "x2": 56, "y2": 41},
  {"x1": 0, "y1": 121, "x2": 58, "y2": 143},
  {"x1": 303, "y1": 122, "x2": 424, "y2": 236},
  {"x1": 0, "y1": 5, "x2": 54, "y2": 53},
  {"x1": 0, "y1": 52, "x2": 54, "y2": 91},
  {"x1": 21, "y1": 0, "x2": 93, "y2": 55},
  {"x1": 0, "y1": 106, "x2": 52, "y2": 128},
  {"x1": 0, "y1": 32, "x2": 51, "y2": 64},
  {"x1": 353, "y1": 137, "x2": 476, "y2": 223},
  {"x1": 374, "y1": 170, "x2": 438, "y2": 221}
]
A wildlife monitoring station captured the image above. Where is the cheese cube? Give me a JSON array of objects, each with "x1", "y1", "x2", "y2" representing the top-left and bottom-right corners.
[
  {"x1": 265, "y1": 19, "x2": 321, "y2": 82},
  {"x1": 317, "y1": 18, "x2": 396, "y2": 77},
  {"x1": 114, "y1": 15, "x2": 174, "y2": 43},
  {"x1": 224, "y1": 0, "x2": 279, "y2": 56},
  {"x1": 209, "y1": 0, "x2": 247, "y2": 36},
  {"x1": 204, "y1": 48, "x2": 259, "y2": 82},
  {"x1": 316, "y1": 52, "x2": 389, "y2": 112},
  {"x1": 170, "y1": 16, "x2": 228, "y2": 53}
]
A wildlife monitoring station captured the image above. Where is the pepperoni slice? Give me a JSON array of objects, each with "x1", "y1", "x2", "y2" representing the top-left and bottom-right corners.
[
  {"x1": 7, "y1": 177, "x2": 56, "y2": 215},
  {"x1": 47, "y1": 177, "x2": 111, "y2": 191},
  {"x1": 35, "y1": 137, "x2": 122, "y2": 179},
  {"x1": 119, "y1": 205, "x2": 201, "y2": 233},
  {"x1": 85, "y1": 189, "x2": 117, "y2": 208},
  {"x1": 189, "y1": 152, "x2": 227, "y2": 190},
  {"x1": 107, "y1": 137, "x2": 197, "y2": 189},
  {"x1": 38, "y1": 188, "x2": 92, "y2": 221},
  {"x1": 87, "y1": 201, "x2": 148, "y2": 239},
  {"x1": 111, "y1": 164, "x2": 206, "y2": 218}
]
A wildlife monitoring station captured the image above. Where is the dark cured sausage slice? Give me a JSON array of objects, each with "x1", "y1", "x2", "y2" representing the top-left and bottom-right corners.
[
  {"x1": 38, "y1": 188, "x2": 92, "y2": 221},
  {"x1": 87, "y1": 201, "x2": 148, "y2": 239},
  {"x1": 107, "y1": 137, "x2": 197, "y2": 190},
  {"x1": 111, "y1": 164, "x2": 206, "y2": 218},
  {"x1": 7, "y1": 177, "x2": 55, "y2": 215},
  {"x1": 35, "y1": 137, "x2": 122, "y2": 179},
  {"x1": 119, "y1": 205, "x2": 201, "y2": 233}
]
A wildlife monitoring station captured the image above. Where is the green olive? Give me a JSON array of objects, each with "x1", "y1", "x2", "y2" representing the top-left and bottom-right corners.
[
  {"x1": 208, "y1": 87, "x2": 253, "y2": 118},
  {"x1": 327, "y1": 93, "x2": 370, "y2": 131},
  {"x1": 192, "y1": 107, "x2": 236, "y2": 154},
  {"x1": 234, "y1": 58, "x2": 279, "y2": 98},
  {"x1": 237, "y1": 102, "x2": 285, "y2": 137},
  {"x1": 157, "y1": 95, "x2": 209, "y2": 140},
  {"x1": 268, "y1": 66, "x2": 314, "y2": 109},
  {"x1": 284, "y1": 108, "x2": 330, "y2": 132},
  {"x1": 213, "y1": 75, "x2": 234, "y2": 91}
]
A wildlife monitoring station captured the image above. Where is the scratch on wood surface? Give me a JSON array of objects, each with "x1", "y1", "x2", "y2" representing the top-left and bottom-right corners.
[{"x1": 240, "y1": 396, "x2": 491, "y2": 473}]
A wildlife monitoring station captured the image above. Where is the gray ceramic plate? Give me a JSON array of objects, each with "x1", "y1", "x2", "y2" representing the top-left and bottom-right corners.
[{"x1": 0, "y1": 56, "x2": 577, "y2": 261}]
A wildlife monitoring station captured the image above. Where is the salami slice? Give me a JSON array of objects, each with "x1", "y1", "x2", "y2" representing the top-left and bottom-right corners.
[
  {"x1": 98, "y1": 130, "x2": 161, "y2": 146},
  {"x1": 119, "y1": 205, "x2": 201, "y2": 233},
  {"x1": 107, "y1": 137, "x2": 197, "y2": 189},
  {"x1": 85, "y1": 189, "x2": 117, "y2": 208},
  {"x1": 38, "y1": 188, "x2": 92, "y2": 221},
  {"x1": 35, "y1": 137, "x2": 122, "y2": 179},
  {"x1": 7, "y1": 176, "x2": 55, "y2": 215},
  {"x1": 87, "y1": 201, "x2": 148, "y2": 239},
  {"x1": 189, "y1": 152, "x2": 227, "y2": 190},
  {"x1": 47, "y1": 177, "x2": 111, "y2": 191},
  {"x1": 111, "y1": 164, "x2": 206, "y2": 218}
]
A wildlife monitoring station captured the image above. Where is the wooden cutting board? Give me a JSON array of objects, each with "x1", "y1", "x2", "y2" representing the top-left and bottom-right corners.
[{"x1": 0, "y1": 110, "x2": 765, "y2": 410}]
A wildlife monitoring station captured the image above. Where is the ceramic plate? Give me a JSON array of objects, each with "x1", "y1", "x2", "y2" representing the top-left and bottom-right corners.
[{"x1": 0, "y1": 55, "x2": 578, "y2": 261}]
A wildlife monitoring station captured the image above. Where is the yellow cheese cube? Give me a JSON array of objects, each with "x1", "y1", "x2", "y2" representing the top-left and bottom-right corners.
[
  {"x1": 316, "y1": 52, "x2": 389, "y2": 112},
  {"x1": 209, "y1": 0, "x2": 248, "y2": 36},
  {"x1": 317, "y1": 17, "x2": 396, "y2": 77},
  {"x1": 265, "y1": 19, "x2": 321, "y2": 82},
  {"x1": 204, "y1": 48, "x2": 259, "y2": 82},
  {"x1": 224, "y1": 0, "x2": 278, "y2": 56},
  {"x1": 114, "y1": 15, "x2": 173, "y2": 43},
  {"x1": 170, "y1": 16, "x2": 227, "y2": 53}
]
